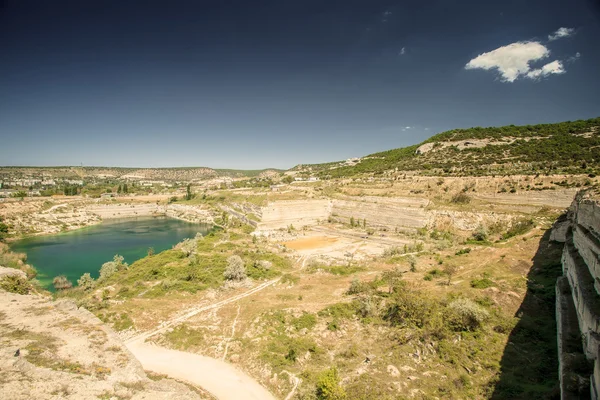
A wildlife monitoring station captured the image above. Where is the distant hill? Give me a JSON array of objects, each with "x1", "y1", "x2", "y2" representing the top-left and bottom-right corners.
[
  {"x1": 292, "y1": 117, "x2": 600, "y2": 177},
  {"x1": 0, "y1": 166, "x2": 283, "y2": 182}
]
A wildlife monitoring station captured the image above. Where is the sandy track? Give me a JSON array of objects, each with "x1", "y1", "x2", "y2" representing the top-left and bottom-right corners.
[
  {"x1": 128, "y1": 342, "x2": 276, "y2": 400},
  {"x1": 124, "y1": 279, "x2": 282, "y2": 399}
]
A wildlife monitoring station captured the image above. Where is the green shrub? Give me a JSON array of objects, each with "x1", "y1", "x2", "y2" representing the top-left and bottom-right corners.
[
  {"x1": 223, "y1": 255, "x2": 246, "y2": 281},
  {"x1": 470, "y1": 278, "x2": 494, "y2": 289},
  {"x1": 455, "y1": 248, "x2": 471, "y2": 255},
  {"x1": 473, "y1": 225, "x2": 488, "y2": 240},
  {"x1": 53, "y1": 275, "x2": 73, "y2": 291},
  {"x1": 318, "y1": 302, "x2": 359, "y2": 320},
  {"x1": 451, "y1": 193, "x2": 471, "y2": 204},
  {"x1": 447, "y1": 298, "x2": 489, "y2": 331},
  {"x1": 501, "y1": 218, "x2": 535, "y2": 240},
  {"x1": 0, "y1": 275, "x2": 33, "y2": 294},
  {"x1": 291, "y1": 312, "x2": 317, "y2": 331},
  {"x1": 77, "y1": 273, "x2": 95, "y2": 290},
  {"x1": 99, "y1": 254, "x2": 128, "y2": 281},
  {"x1": 316, "y1": 367, "x2": 346, "y2": 400},
  {"x1": 347, "y1": 278, "x2": 368, "y2": 295}
]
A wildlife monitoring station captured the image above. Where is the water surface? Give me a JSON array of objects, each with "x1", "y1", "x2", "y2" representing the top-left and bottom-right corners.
[{"x1": 11, "y1": 217, "x2": 211, "y2": 289}]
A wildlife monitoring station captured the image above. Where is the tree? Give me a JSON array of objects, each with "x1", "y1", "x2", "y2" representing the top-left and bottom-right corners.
[
  {"x1": 53, "y1": 275, "x2": 73, "y2": 291},
  {"x1": 77, "y1": 273, "x2": 95, "y2": 290},
  {"x1": 224, "y1": 255, "x2": 246, "y2": 281},
  {"x1": 407, "y1": 255, "x2": 417, "y2": 272},
  {"x1": 117, "y1": 185, "x2": 122, "y2": 194},
  {"x1": 12, "y1": 190, "x2": 27, "y2": 200},
  {"x1": 185, "y1": 184, "x2": 194, "y2": 201},
  {"x1": 443, "y1": 264, "x2": 458, "y2": 286},
  {"x1": 122, "y1": 183, "x2": 128, "y2": 193},
  {"x1": 382, "y1": 267, "x2": 403, "y2": 293}
]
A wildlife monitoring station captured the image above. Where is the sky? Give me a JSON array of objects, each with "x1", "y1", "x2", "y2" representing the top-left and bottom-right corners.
[{"x1": 1, "y1": 0, "x2": 599, "y2": 169}]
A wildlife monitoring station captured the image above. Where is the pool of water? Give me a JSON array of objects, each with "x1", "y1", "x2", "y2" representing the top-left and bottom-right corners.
[{"x1": 11, "y1": 217, "x2": 211, "y2": 290}]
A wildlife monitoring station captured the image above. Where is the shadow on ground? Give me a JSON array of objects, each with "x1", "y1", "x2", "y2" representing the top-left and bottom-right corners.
[{"x1": 490, "y1": 230, "x2": 562, "y2": 399}]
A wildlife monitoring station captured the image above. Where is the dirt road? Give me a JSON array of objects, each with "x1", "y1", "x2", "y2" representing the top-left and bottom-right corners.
[{"x1": 127, "y1": 342, "x2": 276, "y2": 400}]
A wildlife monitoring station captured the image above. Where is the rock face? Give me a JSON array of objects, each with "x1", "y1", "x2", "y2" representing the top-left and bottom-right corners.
[
  {"x1": 331, "y1": 195, "x2": 429, "y2": 229},
  {"x1": 257, "y1": 197, "x2": 430, "y2": 231},
  {"x1": 258, "y1": 200, "x2": 332, "y2": 230},
  {"x1": 556, "y1": 190, "x2": 600, "y2": 399},
  {"x1": 0, "y1": 291, "x2": 210, "y2": 400}
]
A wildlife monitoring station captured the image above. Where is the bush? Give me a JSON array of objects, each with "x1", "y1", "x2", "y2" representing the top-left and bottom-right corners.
[
  {"x1": 455, "y1": 248, "x2": 471, "y2": 255},
  {"x1": 451, "y1": 193, "x2": 471, "y2": 204},
  {"x1": 53, "y1": 275, "x2": 73, "y2": 291},
  {"x1": 77, "y1": 273, "x2": 95, "y2": 290},
  {"x1": 316, "y1": 367, "x2": 346, "y2": 400},
  {"x1": 224, "y1": 255, "x2": 246, "y2": 281},
  {"x1": 471, "y1": 225, "x2": 488, "y2": 241},
  {"x1": 292, "y1": 312, "x2": 317, "y2": 330},
  {"x1": 99, "y1": 261, "x2": 118, "y2": 281},
  {"x1": 448, "y1": 298, "x2": 489, "y2": 331},
  {"x1": 347, "y1": 278, "x2": 368, "y2": 295},
  {"x1": 99, "y1": 254, "x2": 128, "y2": 281},
  {"x1": 0, "y1": 275, "x2": 32, "y2": 294},
  {"x1": 501, "y1": 218, "x2": 535, "y2": 240},
  {"x1": 470, "y1": 278, "x2": 494, "y2": 289}
]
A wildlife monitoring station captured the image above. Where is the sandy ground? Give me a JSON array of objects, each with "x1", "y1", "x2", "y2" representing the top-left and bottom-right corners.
[
  {"x1": 283, "y1": 236, "x2": 338, "y2": 250},
  {"x1": 128, "y1": 342, "x2": 276, "y2": 400}
]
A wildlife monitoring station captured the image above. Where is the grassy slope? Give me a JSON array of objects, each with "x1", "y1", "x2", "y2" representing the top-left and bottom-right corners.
[{"x1": 295, "y1": 117, "x2": 600, "y2": 177}]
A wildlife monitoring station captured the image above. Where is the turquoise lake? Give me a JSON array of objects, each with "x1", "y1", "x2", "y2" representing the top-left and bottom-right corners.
[{"x1": 11, "y1": 217, "x2": 211, "y2": 290}]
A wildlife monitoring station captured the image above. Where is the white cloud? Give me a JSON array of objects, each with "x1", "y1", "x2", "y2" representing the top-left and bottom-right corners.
[
  {"x1": 465, "y1": 41, "x2": 556, "y2": 82},
  {"x1": 399, "y1": 47, "x2": 406, "y2": 55},
  {"x1": 548, "y1": 27, "x2": 575, "y2": 41},
  {"x1": 526, "y1": 60, "x2": 565, "y2": 79}
]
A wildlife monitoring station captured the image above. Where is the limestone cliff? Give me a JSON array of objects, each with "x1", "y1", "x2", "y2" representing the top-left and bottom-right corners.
[{"x1": 555, "y1": 189, "x2": 600, "y2": 399}]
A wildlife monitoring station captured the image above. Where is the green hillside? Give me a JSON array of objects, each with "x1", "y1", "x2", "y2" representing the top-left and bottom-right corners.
[{"x1": 295, "y1": 117, "x2": 600, "y2": 177}]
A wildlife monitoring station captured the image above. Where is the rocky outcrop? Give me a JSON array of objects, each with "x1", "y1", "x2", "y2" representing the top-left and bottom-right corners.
[
  {"x1": 556, "y1": 190, "x2": 600, "y2": 399},
  {"x1": 166, "y1": 204, "x2": 216, "y2": 225},
  {"x1": 0, "y1": 291, "x2": 211, "y2": 399}
]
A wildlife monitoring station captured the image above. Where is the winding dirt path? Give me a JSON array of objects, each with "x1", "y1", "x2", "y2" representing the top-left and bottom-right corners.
[{"x1": 128, "y1": 341, "x2": 276, "y2": 400}]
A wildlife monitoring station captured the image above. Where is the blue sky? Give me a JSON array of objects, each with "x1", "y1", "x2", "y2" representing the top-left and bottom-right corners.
[{"x1": 1, "y1": 0, "x2": 599, "y2": 169}]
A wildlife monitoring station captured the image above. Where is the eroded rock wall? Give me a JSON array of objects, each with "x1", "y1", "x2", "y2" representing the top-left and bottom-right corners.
[{"x1": 556, "y1": 190, "x2": 600, "y2": 399}]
